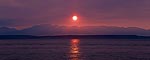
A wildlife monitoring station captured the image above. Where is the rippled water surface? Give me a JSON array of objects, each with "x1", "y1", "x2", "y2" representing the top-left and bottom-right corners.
[{"x1": 0, "y1": 39, "x2": 150, "y2": 60}]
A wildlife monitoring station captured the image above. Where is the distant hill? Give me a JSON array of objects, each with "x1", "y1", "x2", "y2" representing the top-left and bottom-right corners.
[
  {"x1": 0, "y1": 35, "x2": 150, "y2": 39},
  {"x1": 0, "y1": 35, "x2": 38, "y2": 39},
  {"x1": 0, "y1": 25, "x2": 150, "y2": 36}
]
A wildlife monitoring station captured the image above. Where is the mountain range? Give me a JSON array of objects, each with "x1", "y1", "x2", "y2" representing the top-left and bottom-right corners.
[{"x1": 0, "y1": 24, "x2": 150, "y2": 36}]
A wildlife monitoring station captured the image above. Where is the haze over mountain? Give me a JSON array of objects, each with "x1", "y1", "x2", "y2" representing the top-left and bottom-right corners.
[{"x1": 0, "y1": 24, "x2": 149, "y2": 36}]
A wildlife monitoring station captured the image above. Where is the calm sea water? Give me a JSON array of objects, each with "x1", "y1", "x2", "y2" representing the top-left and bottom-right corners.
[{"x1": 0, "y1": 39, "x2": 150, "y2": 60}]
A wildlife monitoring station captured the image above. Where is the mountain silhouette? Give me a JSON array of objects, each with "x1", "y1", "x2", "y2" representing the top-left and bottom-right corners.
[{"x1": 0, "y1": 25, "x2": 149, "y2": 36}]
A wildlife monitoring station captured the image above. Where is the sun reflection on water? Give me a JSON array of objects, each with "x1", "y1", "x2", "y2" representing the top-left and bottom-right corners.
[{"x1": 69, "y1": 39, "x2": 81, "y2": 60}]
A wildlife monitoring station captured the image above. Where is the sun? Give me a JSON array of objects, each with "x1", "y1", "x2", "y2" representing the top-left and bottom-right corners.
[{"x1": 72, "y1": 16, "x2": 78, "y2": 21}]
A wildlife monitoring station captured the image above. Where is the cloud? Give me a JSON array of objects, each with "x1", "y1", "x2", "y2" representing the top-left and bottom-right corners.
[
  {"x1": 0, "y1": 0, "x2": 20, "y2": 7},
  {"x1": 0, "y1": 18, "x2": 35, "y2": 28},
  {"x1": 78, "y1": 0, "x2": 150, "y2": 19}
]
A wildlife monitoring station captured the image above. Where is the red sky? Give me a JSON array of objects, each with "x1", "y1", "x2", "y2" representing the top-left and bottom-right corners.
[{"x1": 0, "y1": 0, "x2": 150, "y2": 29}]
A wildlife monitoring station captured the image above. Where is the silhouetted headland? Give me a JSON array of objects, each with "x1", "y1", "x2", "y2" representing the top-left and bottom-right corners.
[{"x1": 0, "y1": 35, "x2": 150, "y2": 39}]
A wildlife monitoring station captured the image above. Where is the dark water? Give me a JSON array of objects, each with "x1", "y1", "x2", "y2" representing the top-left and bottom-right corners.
[{"x1": 0, "y1": 39, "x2": 150, "y2": 60}]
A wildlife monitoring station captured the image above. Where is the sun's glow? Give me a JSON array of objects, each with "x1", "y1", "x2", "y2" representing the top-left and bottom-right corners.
[
  {"x1": 71, "y1": 39, "x2": 79, "y2": 44},
  {"x1": 72, "y1": 16, "x2": 78, "y2": 21}
]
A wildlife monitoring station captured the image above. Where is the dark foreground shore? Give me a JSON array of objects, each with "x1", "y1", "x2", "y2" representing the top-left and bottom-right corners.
[{"x1": 0, "y1": 35, "x2": 150, "y2": 39}]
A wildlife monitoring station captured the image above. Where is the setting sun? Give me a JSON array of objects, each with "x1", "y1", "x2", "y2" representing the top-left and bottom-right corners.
[{"x1": 72, "y1": 16, "x2": 78, "y2": 21}]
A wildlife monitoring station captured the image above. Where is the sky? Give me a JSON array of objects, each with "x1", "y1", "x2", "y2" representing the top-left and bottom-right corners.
[
  {"x1": 0, "y1": 0, "x2": 150, "y2": 36},
  {"x1": 0, "y1": 0, "x2": 150, "y2": 29}
]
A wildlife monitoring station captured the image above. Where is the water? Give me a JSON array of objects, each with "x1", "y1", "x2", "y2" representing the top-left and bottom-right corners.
[{"x1": 0, "y1": 39, "x2": 150, "y2": 60}]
